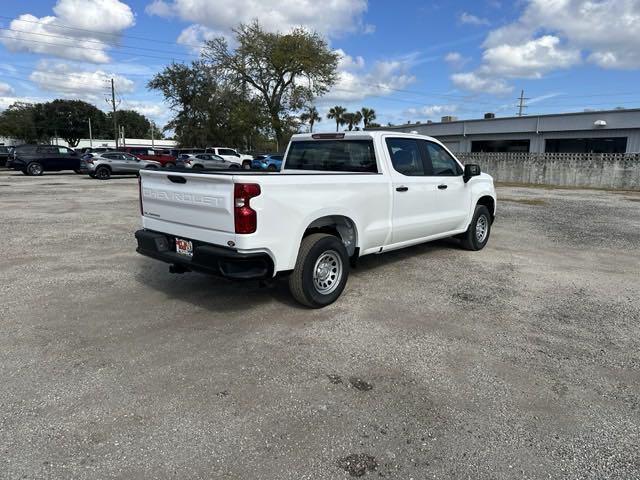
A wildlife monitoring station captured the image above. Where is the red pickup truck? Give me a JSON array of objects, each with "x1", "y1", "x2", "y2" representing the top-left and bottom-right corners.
[{"x1": 118, "y1": 146, "x2": 177, "y2": 168}]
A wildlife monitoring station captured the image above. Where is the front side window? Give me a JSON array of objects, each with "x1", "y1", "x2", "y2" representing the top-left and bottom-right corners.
[
  {"x1": 285, "y1": 140, "x2": 377, "y2": 172},
  {"x1": 424, "y1": 142, "x2": 462, "y2": 176},
  {"x1": 386, "y1": 138, "x2": 425, "y2": 176}
]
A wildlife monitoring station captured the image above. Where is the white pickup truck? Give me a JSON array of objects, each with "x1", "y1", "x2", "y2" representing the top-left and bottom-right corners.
[{"x1": 135, "y1": 131, "x2": 496, "y2": 308}]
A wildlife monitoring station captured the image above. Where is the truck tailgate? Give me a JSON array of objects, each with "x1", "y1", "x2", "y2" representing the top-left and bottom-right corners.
[{"x1": 140, "y1": 170, "x2": 235, "y2": 234}]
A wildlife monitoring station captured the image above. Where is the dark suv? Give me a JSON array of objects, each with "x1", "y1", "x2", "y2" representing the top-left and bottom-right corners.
[{"x1": 8, "y1": 145, "x2": 81, "y2": 175}]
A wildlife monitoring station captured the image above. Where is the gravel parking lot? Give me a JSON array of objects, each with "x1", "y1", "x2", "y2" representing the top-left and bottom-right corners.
[{"x1": 1, "y1": 170, "x2": 639, "y2": 479}]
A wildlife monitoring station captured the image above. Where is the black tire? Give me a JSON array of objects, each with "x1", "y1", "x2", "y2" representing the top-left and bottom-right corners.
[
  {"x1": 289, "y1": 233, "x2": 350, "y2": 308},
  {"x1": 94, "y1": 165, "x2": 111, "y2": 180},
  {"x1": 229, "y1": 164, "x2": 240, "y2": 170},
  {"x1": 459, "y1": 205, "x2": 492, "y2": 251},
  {"x1": 164, "y1": 162, "x2": 175, "y2": 169},
  {"x1": 26, "y1": 162, "x2": 43, "y2": 176},
  {"x1": 145, "y1": 165, "x2": 159, "y2": 169},
  {"x1": 192, "y1": 164, "x2": 204, "y2": 170},
  {"x1": 267, "y1": 164, "x2": 277, "y2": 171},
  {"x1": 242, "y1": 160, "x2": 252, "y2": 170}
]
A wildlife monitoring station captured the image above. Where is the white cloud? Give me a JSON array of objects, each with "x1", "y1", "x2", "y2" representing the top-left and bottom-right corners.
[
  {"x1": 29, "y1": 61, "x2": 134, "y2": 101},
  {"x1": 485, "y1": 0, "x2": 640, "y2": 69},
  {"x1": 451, "y1": 71, "x2": 512, "y2": 95},
  {"x1": 405, "y1": 104, "x2": 458, "y2": 119},
  {"x1": 323, "y1": 53, "x2": 417, "y2": 102},
  {"x1": 459, "y1": 12, "x2": 490, "y2": 26},
  {"x1": 0, "y1": 82, "x2": 14, "y2": 95},
  {"x1": 146, "y1": 0, "x2": 370, "y2": 38},
  {"x1": 444, "y1": 51, "x2": 469, "y2": 69},
  {"x1": 176, "y1": 24, "x2": 226, "y2": 53},
  {"x1": 482, "y1": 35, "x2": 580, "y2": 78},
  {"x1": 0, "y1": 0, "x2": 135, "y2": 63}
]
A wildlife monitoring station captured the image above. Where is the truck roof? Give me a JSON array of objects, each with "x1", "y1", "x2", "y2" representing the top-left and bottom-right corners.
[{"x1": 291, "y1": 130, "x2": 441, "y2": 143}]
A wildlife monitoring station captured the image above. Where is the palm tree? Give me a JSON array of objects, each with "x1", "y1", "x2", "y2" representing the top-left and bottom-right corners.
[
  {"x1": 327, "y1": 105, "x2": 347, "y2": 132},
  {"x1": 342, "y1": 111, "x2": 363, "y2": 131},
  {"x1": 361, "y1": 107, "x2": 377, "y2": 129},
  {"x1": 300, "y1": 106, "x2": 321, "y2": 133}
]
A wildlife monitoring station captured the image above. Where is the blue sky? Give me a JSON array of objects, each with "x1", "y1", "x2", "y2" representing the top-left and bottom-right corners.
[{"x1": 1, "y1": 0, "x2": 639, "y2": 132}]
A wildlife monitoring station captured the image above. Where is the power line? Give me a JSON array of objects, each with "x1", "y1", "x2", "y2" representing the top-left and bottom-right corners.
[
  {"x1": 0, "y1": 14, "x2": 205, "y2": 50},
  {"x1": 0, "y1": 26, "x2": 197, "y2": 58}
]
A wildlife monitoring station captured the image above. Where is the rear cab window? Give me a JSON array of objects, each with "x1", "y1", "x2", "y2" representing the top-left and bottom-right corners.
[{"x1": 285, "y1": 139, "x2": 378, "y2": 173}]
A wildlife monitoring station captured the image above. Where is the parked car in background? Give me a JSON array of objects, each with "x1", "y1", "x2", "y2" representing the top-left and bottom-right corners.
[
  {"x1": 80, "y1": 151, "x2": 161, "y2": 180},
  {"x1": 118, "y1": 146, "x2": 177, "y2": 168},
  {"x1": 205, "y1": 147, "x2": 253, "y2": 168},
  {"x1": 0, "y1": 146, "x2": 11, "y2": 167},
  {"x1": 176, "y1": 153, "x2": 240, "y2": 170},
  {"x1": 8, "y1": 145, "x2": 81, "y2": 175},
  {"x1": 251, "y1": 154, "x2": 284, "y2": 171},
  {"x1": 77, "y1": 147, "x2": 114, "y2": 155}
]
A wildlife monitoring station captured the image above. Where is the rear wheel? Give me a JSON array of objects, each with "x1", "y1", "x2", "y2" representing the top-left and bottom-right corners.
[
  {"x1": 242, "y1": 160, "x2": 252, "y2": 170},
  {"x1": 192, "y1": 164, "x2": 204, "y2": 170},
  {"x1": 95, "y1": 165, "x2": 111, "y2": 180},
  {"x1": 27, "y1": 162, "x2": 43, "y2": 176},
  {"x1": 229, "y1": 164, "x2": 240, "y2": 170},
  {"x1": 459, "y1": 205, "x2": 492, "y2": 251},
  {"x1": 164, "y1": 162, "x2": 175, "y2": 169},
  {"x1": 289, "y1": 233, "x2": 349, "y2": 308},
  {"x1": 267, "y1": 164, "x2": 277, "y2": 171}
]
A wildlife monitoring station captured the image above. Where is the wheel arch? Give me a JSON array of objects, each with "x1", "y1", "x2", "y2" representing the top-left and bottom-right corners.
[
  {"x1": 302, "y1": 215, "x2": 359, "y2": 258},
  {"x1": 476, "y1": 195, "x2": 496, "y2": 222}
]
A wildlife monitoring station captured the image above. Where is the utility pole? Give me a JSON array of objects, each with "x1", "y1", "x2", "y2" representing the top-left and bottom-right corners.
[
  {"x1": 88, "y1": 118, "x2": 93, "y2": 148},
  {"x1": 120, "y1": 125, "x2": 126, "y2": 147},
  {"x1": 151, "y1": 122, "x2": 155, "y2": 149},
  {"x1": 517, "y1": 89, "x2": 529, "y2": 117},
  {"x1": 110, "y1": 78, "x2": 119, "y2": 148}
]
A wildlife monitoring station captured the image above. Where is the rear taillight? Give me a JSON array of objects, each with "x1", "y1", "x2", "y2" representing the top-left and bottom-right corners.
[
  {"x1": 138, "y1": 176, "x2": 143, "y2": 215},
  {"x1": 234, "y1": 183, "x2": 260, "y2": 234}
]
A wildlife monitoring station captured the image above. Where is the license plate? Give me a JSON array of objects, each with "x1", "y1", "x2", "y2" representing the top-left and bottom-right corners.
[{"x1": 175, "y1": 238, "x2": 193, "y2": 257}]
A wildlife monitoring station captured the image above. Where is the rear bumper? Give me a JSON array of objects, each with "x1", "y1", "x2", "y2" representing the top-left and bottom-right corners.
[{"x1": 135, "y1": 229, "x2": 274, "y2": 280}]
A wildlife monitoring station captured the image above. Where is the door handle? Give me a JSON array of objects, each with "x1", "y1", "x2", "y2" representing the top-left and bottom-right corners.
[
  {"x1": 437, "y1": 184, "x2": 448, "y2": 190},
  {"x1": 396, "y1": 186, "x2": 409, "y2": 192}
]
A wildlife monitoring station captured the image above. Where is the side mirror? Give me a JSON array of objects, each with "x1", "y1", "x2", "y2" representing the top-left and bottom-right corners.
[{"x1": 463, "y1": 164, "x2": 481, "y2": 183}]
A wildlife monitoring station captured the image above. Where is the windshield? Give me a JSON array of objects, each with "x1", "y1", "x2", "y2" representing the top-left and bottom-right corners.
[{"x1": 285, "y1": 140, "x2": 377, "y2": 172}]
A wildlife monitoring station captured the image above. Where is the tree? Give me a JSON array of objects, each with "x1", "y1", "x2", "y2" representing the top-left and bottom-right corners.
[
  {"x1": 361, "y1": 107, "x2": 376, "y2": 129},
  {"x1": 148, "y1": 60, "x2": 268, "y2": 148},
  {"x1": 106, "y1": 109, "x2": 151, "y2": 139},
  {"x1": 327, "y1": 105, "x2": 347, "y2": 132},
  {"x1": 43, "y1": 99, "x2": 107, "y2": 147},
  {"x1": 342, "y1": 111, "x2": 363, "y2": 131},
  {"x1": 202, "y1": 21, "x2": 339, "y2": 150},
  {"x1": 300, "y1": 106, "x2": 321, "y2": 133},
  {"x1": 0, "y1": 102, "x2": 46, "y2": 143}
]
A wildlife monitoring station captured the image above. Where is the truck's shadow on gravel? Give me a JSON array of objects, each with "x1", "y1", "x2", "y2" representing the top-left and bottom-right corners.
[{"x1": 134, "y1": 239, "x2": 463, "y2": 313}]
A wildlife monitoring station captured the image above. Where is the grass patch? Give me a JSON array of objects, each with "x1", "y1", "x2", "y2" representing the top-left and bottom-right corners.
[
  {"x1": 496, "y1": 181, "x2": 640, "y2": 194},
  {"x1": 500, "y1": 196, "x2": 548, "y2": 206}
]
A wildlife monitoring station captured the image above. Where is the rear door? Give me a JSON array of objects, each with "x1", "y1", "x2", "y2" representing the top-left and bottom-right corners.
[
  {"x1": 37, "y1": 146, "x2": 59, "y2": 170},
  {"x1": 140, "y1": 171, "x2": 236, "y2": 235},
  {"x1": 386, "y1": 137, "x2": 444, "y2": 244}
]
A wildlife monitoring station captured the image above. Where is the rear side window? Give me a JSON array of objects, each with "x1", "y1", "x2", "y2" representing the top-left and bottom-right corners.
[
  {"x1": 285, "y1": 140, "x2": 377, "y2": 172},
  {"x1": 386, "y1": 138, "x2": 425, "y2": 176},
  {"x1": 37, "y1": 146, "x2": 58, "y2": 154}
]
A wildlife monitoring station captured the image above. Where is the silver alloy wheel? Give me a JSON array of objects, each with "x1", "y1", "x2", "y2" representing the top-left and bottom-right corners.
[
  {"x1": 28, "y1": 163, "x2": 42, "y2": 175},
  {"x1": 96, "y1": 167, "x2": 109, "y2": 179},
  {"x1": 475, "y1": 214, "x2": 489, "y2": 243},
  {"x1": 312, "y1": 250, "x2": 343, "y2": 295}
]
